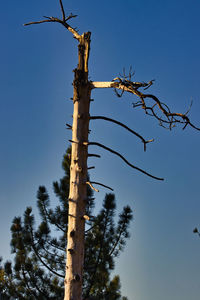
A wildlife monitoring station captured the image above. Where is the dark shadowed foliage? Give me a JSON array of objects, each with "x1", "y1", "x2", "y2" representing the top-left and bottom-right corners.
[{"x1": 0, "y1": 148, "x2": 132, "y2": 300}]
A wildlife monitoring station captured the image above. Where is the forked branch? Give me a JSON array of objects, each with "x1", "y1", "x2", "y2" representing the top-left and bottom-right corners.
[
  {"x1": 91, "y1": 71, "x2": 200, "y2": 131},
  {"x1": 24, "y1": 0, "x2": 81, "y2": 40}
]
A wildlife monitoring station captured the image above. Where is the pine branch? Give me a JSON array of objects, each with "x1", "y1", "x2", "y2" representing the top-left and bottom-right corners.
[
  {"x1": 109, "y1": 225, "x2": 125, "y2": 257},
  {"x1": 46, "y1": 239, "x2": 65, "y2": 253},
  {"x1": 85, "y1": 223, "x2": 98, "y2": 234},
  {"x1": 48, "y1": 214, "x2": 66, "y2": 233},
  {"x1": 28, "y1": 221, "x2": 65, "y2": 278},
  {"x1": 21, "y1": 267, "x2": 39, "y2": 299},
  {"x1": 38, "y1": 192, "x2": 66, "y2": 233},
  {"x1": 37, "y1": 242, "x2": 65, "y2": 268},
  {"x1": 109, "y1": 207, "x2": 132, "y2": 257},
  {"x1": 85, "y1": 205, "x2": 110, "y2": 298},
  {"x1": 25, "y1": 268, "x2": 49, "y2": 299}
]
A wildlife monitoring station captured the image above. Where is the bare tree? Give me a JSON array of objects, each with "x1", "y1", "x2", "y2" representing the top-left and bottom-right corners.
[{"x1": 24, "y1": 1, "x2": 199, "y2": 299}]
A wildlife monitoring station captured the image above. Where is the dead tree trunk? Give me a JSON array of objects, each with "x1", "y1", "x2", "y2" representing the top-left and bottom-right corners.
[
  {"x1": 24, "y1": 2, "x2": 200, "y2": 300},
  {"x1": 64, "y1": 32, "x2": 91, "y2": 300}
]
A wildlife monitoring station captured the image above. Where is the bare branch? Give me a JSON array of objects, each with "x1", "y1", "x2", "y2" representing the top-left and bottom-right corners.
[
  {"x1": 89, "y1": 181, "x2": 114, "y2": 191},
  {"x1": 184, "y1": 100, "x2": 193, "y2": 116},
  {"x1": 69, "y1": 139, "x2": 163, "y2": 180},
  {"x1": 90, "y1": 115, "x2": 154, "y2": 151},
  {"x1": 59, "y1": 0, "x2": 66, "y2": 21},
  {"x1": 134, "y1": 92, "x2": 200, "y2": 131},
  {"x1": 91, "y1": 72, "x2": 200, "y2": 131},
  {"x1": 85, "y1": 223, "x2": 98, "y2": 234},
  {"x1": 66, "y1": 123, "x2": 72, "y2": 130},
  {"x1": 24, "y1": 19, "x2": 54, "y2": 26},
  {"x1": 113, "y1": 75, "x2": 200, "y2": 131},
  {"x1": 86, "y1": 181, "x2": 99, "y2": 192},
  {"x1": 66, "y1": 13, "x2": 78, "y2": 22},
  {"x1": 82, "y1": 215, "x2": 90, "y2": 221},
  {"x1": 28, "y1": 220, "x2": 65, "y2": 278},
  {"x1": 84, "y1": 141, "x2": 164, "y2": 181},
  {"x1": 24, "y1": 4, "x2": 81, "y2": 41},
  {"x1": 43, "y1": 16, "x2": 52, "y2": 20},
  {"x1": 87, "y1": 153, "x2": 101, "y2": 158},
  {"x1": 91, "y1": 81, "x2": 116, "y2": 89}
]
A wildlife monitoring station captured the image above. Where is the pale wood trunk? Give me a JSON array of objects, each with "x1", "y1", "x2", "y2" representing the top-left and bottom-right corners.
[{"x1": 64, "y1": 32, "x2": 91, "y2": 300}]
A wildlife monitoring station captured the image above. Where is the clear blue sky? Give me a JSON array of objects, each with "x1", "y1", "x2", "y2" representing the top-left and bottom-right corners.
[{"x1": 1, "y1": 0, "x2": 200, "y2": 299}]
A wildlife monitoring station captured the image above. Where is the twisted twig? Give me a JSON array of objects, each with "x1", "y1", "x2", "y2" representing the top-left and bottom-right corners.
[
  {"x1": 111, "y1": 74, "x2": 200, "y2": 131},
  {"x1": 92, "y1": 70, "x2": 199, "y2": 131}
]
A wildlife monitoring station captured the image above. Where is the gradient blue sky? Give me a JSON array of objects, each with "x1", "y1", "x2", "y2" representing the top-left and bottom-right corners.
[{"x1": 1, "y1": 1, "x2": 200, "y2": 299}]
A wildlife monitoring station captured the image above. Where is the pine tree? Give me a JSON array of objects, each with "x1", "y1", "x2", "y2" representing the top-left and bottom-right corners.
[{"x1": 0, "y1": 148, "x2": 132, "y2": 300}]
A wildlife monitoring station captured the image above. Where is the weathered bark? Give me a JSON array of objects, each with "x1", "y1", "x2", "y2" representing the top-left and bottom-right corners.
[{"x1": 64, "y1": 32, "x2": 91, "y2": 300}]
